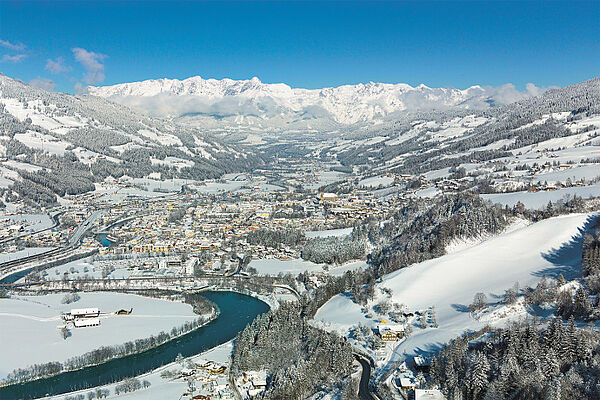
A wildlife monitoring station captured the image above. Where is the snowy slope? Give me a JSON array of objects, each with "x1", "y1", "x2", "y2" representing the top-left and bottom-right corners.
[{"x1": 314, "y1": 213, "x2": 594, "y2": 360}]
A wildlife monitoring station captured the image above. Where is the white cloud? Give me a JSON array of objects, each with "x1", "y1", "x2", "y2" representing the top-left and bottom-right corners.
[
  {"x1": 45, "y1": 57, "x2": 70, "y2": 74},
  {"x1": 72, "y1": 47, "x2": 107, "y2": 84},
  {"x1": 29, "y1": 78, "x2": 57, "y2": 92},
  {"x1": 1, "y1": 54, "x2": 27, "y2": 63},
  {"x1": 0, "y1": 39, "x2": 26, "y2": 52},
  {"x1": 74, "y1": 82, "x2": 86, "y2": 94},
  {"x1": 484, "y1": 83, "x2": 556, "y2": 105}
]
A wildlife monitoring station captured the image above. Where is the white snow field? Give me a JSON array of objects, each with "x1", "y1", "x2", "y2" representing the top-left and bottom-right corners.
[
  {"x1": 481, "y1": 184, "x2": 600, "y2": 209},
  {"x1": 314, "y1": 213, "x2": 595, "y2": 365},
  {"x1": 0, "y1": 247, "x2": 55, "y2": 263},
  {"x1": 249, "y1": 258, "x2": 324, "y2": 276},
  {"x1": 0, "y1": 292, "x2": 199, "y2": 379},
  {"x1": 305, "y1": 227, "x2": 353, "y2": 238}
]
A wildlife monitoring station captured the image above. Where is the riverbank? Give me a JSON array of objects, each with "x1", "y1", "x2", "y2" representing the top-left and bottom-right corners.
[
  {"x1": 0, "y1": 291, "x2": 214, "y2": 385},
  {"x1": 0, "y1": 291, "x2": 270, "y2": 399}
]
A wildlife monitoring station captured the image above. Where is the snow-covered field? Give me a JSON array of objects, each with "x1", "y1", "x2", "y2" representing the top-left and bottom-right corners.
[
  {"x1": 249, "y1": 258, "x2": 324, "y2": 276},
  {"x1": 328, "y1": 260, "x2": 368, "y2": 277},
  {"x1": 0, "y1": 292, "x2": 199, "y2": 379},
  {"x1": 482, "y1": 184, "x2": 600, "y2": 209},
  {"x1": 0, "y1": 247, "x2": 55, "y2": 264},
  {"x1": 359, "y1": 175, "x2": 394, "y2": 188},
  {"x1": 1, "y1": 213, "x2": 54, "y2": 233},
  {"x1": 305, "y1": 227, "x2": 353, "y2": 238},
  {"x1": 314, "y1": 213, "x2": 594, "y2": 364}
]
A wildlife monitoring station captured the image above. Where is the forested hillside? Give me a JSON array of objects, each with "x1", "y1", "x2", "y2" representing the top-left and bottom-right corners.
[{"x1": 0, "y1": 74, "x2": 262, "y2": 207}]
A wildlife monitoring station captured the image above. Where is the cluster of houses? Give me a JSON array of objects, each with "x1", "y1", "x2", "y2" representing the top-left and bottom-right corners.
[
  {"x1": 236, "y1": 370, "x2": 267, "y2": 398},
  {"x1": 179, "y1": 360, "x2": 234, "y2": 400},
  {"x1": 391, "y1": 357, "x2": 441, "y2": 398}
]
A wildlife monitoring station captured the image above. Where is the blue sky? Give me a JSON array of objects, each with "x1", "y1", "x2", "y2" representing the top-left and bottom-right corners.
[{"x1": 0, "y1": 1, "x2": 598, "y2": 93}]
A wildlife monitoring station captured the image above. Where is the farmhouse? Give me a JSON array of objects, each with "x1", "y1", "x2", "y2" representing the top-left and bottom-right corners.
[
  {"x1": 376, "y1": 323, "x2": 405, "y2": 341},
  {"x1": 73, "y1": 317, "x2": 100, "y2": 328},
  {"x1": 64, "y1": 307, "x2": 100, "y2": 320}
]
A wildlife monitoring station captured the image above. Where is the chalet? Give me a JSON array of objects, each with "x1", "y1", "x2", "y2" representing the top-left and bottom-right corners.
[
  {"x1": 399, "y1": 376, "x2": 416, "y2": 390},
  {"x1": 377, "y1": 324, "x2": 405, "y2": 341},
  {"x1": 381, "y1": 331, "x2": 399, "y2": 341},
  {"x1": 414, "y1": 356, "x2": 431, "y2": 372},
  {"x1": 245, "y1": 370, "x2": 267, "y2": 389}
]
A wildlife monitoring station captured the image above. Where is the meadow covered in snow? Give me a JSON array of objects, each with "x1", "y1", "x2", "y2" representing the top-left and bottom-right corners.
[
  {"x1": 0, "y1": 292, "x2": 199, "y2": 379},
  {"x1": 314, "y1": 213, "x2": 594, "y2": 370}
]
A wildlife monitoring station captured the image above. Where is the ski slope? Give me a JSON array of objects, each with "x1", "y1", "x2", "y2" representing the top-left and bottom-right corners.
[{"x1": 314, "y1": 213, "x2": 595, "y2": 364}]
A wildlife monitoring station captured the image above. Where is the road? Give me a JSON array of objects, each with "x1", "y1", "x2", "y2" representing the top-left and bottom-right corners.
[
  {"x1": 0, "y1": 211, "x2": 102, "y2": 281},
  {"x1": 68, "y1": 210, "x2": 102, "y2": 246},
  {"x1": 355, "y1": 354, "x2": 376, "y2": 400}
]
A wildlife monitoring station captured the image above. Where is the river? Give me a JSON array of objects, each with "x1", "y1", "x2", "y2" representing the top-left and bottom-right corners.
[{"x1": 0, "y1": 291, "x2": 269, "y2": 399}]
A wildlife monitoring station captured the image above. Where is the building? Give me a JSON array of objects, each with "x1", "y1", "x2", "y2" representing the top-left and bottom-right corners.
[
  {"x1": 399, "y1": 376, "x2": 416, "y2": 390},
  {"x1": 74, "y1": 317, "x2": 100, "y2": 328},
  {"x1": 377, "y1": 324, "x2": 405, "y2": 341},
  {"x1": 65, "y1": 308, "x2": 99, "y2": 320},
  {"x1": 414, "y1": 356, "x2": 431, "y2": 372}
]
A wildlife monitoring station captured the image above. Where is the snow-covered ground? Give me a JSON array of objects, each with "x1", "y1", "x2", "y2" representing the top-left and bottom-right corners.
[
  {"x1": 305, "y1": 227, "x2": 353, "y2": 238},
  {"x1": 445, "y1": 217, "x2": 531, "y2": 254},
  {"x1": 482, "y1": 184, "x2": 600, "y2": 209},
  {"x1": 0, "y1": 292, "x2": 199, "y2": 379},
  {"x1": 0, "y1": 247, "x2": 55, "y2": 264},
  {"x1": 0, "y1": 213, "x2": 54, "y2": 233},
  {"x1": 314, "y1": 213, "x2": 594, "y2": 366},
  {"x1": 328, "y1": 260, "x2": 369, "y2": 277},
  {"x1": 359, "y1": 175, "x2": 394, "y2": 188},
  {"x1": 249, "y1": 258, "x2": 324, "y2": 276}
]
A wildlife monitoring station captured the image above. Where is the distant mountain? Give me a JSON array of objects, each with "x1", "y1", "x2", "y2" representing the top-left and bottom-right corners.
[
  {"x1": 328, "y1": 77, "x2": 600, "y2": 173},
  {"x1": 0, "y1": 74, "x2": 261, "y2": 207},
  {"x1": 88, "y1": 76, "x2": 549, "y2": 130}
]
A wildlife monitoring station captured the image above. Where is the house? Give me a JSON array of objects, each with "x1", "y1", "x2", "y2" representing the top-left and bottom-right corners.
[
  {"x1": 377, "y1": 324, "x2": 405, "y2": 341},
  {"x1": 381, "y1": 331, "x2": 399, "y2": 341},
  {"x1": 399, "y1": 376, "x2": 416, "y2": 390},
  {"x1": 414, "y1": 356, "x2": 431, "y2": 372},
  {"x1": 247, "y1": 370, "x2": 267, "y2": 389}
]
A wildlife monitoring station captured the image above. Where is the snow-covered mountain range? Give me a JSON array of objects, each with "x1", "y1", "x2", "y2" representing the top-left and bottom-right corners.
[{"x1": 88, "y1": 76, "x2": 549, "y2": 127}]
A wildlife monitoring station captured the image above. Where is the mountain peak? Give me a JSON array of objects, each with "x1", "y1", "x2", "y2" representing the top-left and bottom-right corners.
[{"x1": 88, "y1": 76, "x2": 553, "y2": 125}]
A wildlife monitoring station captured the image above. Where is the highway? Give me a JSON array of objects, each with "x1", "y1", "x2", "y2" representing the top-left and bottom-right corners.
[{"x1": 0, "y1": 211, "x2": 102, "y2": 281}]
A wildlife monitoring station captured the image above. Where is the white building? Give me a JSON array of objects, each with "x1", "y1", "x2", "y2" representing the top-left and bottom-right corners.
[
  {"x1": 73, "y1": 317, "x2": 100, "y2": 328},
  {"x1": 70, "y1": 307, "x2": 99, "y2": 317}
]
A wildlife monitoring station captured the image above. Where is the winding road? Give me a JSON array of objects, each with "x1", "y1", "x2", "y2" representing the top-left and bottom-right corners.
[{"x1": 355, "y1": 354, "x2": 376, "y2": 400}]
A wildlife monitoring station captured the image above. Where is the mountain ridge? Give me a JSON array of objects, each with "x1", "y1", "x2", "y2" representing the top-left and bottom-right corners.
[{"x1": 88, "y1": 76, "x2": 550, "y2": 126}]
